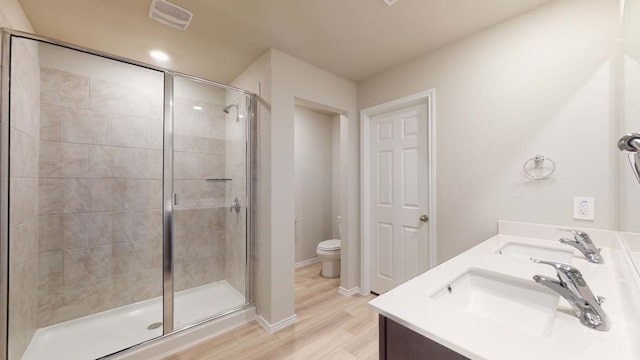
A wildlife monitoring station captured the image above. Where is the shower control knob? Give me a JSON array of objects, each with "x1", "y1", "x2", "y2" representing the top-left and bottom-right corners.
[
  {"x1": 230, "y1": 197, "x2": 241, "y2": 214},
  {"x1": 419, "y1": 215, "x2": 429, "y2": 222}
]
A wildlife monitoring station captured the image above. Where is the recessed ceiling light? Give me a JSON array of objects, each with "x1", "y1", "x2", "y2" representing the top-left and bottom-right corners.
[
  {"x1": 383, "y1": 0, "x2": 398, "y2": 6},
  {"x1": 238, "y1": 114, "x2": 245, "y2": 119},
  {"x1": 193, "y1": 105, "x2": 203, "y2": 110},
  {"x1": 150, "y1": 50, "x2": 169, "y2": 62}
]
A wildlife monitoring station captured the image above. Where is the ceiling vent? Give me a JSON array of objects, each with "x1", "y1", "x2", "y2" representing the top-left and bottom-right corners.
[{"x1": 149, "y1": 0, "x2": 193, "y2": 31}]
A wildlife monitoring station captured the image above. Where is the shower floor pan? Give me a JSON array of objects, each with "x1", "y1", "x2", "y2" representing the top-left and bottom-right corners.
[{"x1": 23, "y1": 280, "x2": 245, "y2": 360}]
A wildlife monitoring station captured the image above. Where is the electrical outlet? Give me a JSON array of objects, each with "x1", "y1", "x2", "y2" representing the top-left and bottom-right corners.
[{"x1": 573, "y1": 197, "x2": 595, "y2": 221}]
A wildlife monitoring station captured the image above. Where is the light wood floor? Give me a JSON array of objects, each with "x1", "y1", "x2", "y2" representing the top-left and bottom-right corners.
[{"x1": 164, "y1": 262, "x2": 378, "y2": 360}]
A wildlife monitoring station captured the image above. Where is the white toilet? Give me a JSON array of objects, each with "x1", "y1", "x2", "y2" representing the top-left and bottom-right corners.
[{"x1": 316, "y1": 216, "x2": 341, "y2": 278}]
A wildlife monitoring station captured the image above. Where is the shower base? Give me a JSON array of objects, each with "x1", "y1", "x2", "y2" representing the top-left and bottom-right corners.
[{"x1": 23, "y1": 280, "x2": 246, "y2": 360}]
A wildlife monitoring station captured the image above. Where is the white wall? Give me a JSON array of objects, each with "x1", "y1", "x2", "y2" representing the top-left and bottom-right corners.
[
  {"x1": 294, "y1": 106, "x2": 336, "y2": 263},
  {"x1": 622, "y1": 0, "x2": 640, "y2": 233},
  {"x1": 232, "y1": 49, "x2": 357, "y2": 326},
  {"x1": 0, "y1": 0, "x2": 34, "y2": 33},
  {"x1": 270, "y1": 49, "x2": 358, "y2": 324},
  {"x1": 358, "y1": 0, "x2": 620, "y2": 263}
]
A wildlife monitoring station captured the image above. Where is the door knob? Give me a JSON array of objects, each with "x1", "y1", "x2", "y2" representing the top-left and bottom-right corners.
[{"x1": 419, "y1": 215, "x2": 429, "y2": 222}]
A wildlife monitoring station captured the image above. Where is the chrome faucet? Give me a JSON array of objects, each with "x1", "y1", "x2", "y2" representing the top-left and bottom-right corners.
[
  {"x1": 531, "y1": 258, "x2": 609, "y2": 331},
  {"x1": 558, "y1": 229, "x2": 603, "y2": 264}
]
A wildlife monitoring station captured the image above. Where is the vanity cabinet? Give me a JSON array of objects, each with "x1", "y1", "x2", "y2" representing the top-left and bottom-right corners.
[{"x1": 379, "y1": 315, "x2": 468, "y2": 360}]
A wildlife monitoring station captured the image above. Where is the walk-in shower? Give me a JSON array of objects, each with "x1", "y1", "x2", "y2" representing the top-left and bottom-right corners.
[{"x1": 0, "y1": 29, "x2": 255, "y2": 360}]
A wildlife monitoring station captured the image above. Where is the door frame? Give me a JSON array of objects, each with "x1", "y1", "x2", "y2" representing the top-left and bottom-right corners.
[{"x1": 360, "y1": 89, "x2": 437, "y2": 295}]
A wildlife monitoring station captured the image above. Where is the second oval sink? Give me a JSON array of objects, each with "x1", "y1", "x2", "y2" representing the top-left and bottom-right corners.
[{"x1": 497, "y1": 242, "x2": 573, "y2": 263}]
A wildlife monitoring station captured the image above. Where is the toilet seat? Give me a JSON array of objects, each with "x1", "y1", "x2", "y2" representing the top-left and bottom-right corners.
[{"x1": 317, "y1": 239, "x2": 341, "y2": 251}]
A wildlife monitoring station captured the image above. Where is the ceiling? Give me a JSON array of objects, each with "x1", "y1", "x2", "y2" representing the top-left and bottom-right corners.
[{"x1": 18, "y1": 0, "x2": 552, "y2": 83}]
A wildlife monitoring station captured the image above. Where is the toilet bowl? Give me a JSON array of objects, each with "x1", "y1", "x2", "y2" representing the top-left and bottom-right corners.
[
  {"x1": 317, "y1": 239, "x2": 341, "y2": 278},
  {"x1": 317, "y1": 216, "x2": 342, "y2": 278}
]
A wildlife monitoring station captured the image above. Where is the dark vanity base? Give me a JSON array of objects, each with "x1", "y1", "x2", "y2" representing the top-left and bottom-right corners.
[{"x1": 379, "y1": 315, "x2": 469, "y2": 360}]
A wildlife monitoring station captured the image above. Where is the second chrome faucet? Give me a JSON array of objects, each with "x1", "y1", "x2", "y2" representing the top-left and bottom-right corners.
[{"x1": 558, "y1": 229, "x2": 604, "y2": 264}]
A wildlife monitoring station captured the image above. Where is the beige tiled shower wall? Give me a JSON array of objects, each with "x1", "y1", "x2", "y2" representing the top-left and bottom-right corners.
[
  {"x1": 224, "y1": 93, "x2": 247, "y2": 295},
  {"x1": 37, "y1": 66, "x2": 165, "y2": 327},
  {"x1": 173, "y1": 96, "x2": 227, "y2": 292},
  {"x1": 8, "y1": 39, "x2": 41, "y2": 360}
]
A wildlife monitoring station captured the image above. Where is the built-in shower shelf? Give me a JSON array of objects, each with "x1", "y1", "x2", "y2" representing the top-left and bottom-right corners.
[{"x1": 206, "y1": 178, "x2": 232, "y2": 181}]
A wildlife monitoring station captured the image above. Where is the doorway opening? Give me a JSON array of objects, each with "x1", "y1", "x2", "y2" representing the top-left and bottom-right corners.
[{"x1": 293, "y1": 101, "x2": 346, "y2": 316}]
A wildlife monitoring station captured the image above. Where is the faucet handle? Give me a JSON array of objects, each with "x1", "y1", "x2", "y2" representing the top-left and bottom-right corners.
[
  {"x1": 559, "y1": 237, "x2": 578, "y2": 245},
  {"x1": 530, "y1": 258, "x2": 575, "y2": 270},
  {"x1": 530, "y1": 258, "x2": 586, "y2": 286},
  {"x1": 557, "y1": 228, "x2": 593, "y2": 245}
]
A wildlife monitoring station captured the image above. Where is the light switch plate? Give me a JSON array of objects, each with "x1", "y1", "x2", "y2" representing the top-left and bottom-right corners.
[{"x1": 573, "y1": 196, "x2": 595, "y2": 220}]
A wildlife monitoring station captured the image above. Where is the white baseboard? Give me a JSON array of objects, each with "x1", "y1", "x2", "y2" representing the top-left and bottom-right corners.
[
  {"x1": 338, "y1": 286, "x2": 361, "y2": 297},
  {"x1": 295, "y1": 257, "x2": 320, "y2": 269},
  {"x1": 256, "y1": 314, "x2": 297, "y2": 334}
]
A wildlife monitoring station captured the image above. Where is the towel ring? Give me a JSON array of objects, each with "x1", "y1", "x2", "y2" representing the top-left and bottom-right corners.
[{"x1": 523, "y1": 155, "x2": 555, "y2": 180}]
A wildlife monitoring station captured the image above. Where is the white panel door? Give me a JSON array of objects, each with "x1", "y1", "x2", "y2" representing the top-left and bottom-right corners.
[{"x1": 370, "y1": 104, "x2": 429, "y2": 294}]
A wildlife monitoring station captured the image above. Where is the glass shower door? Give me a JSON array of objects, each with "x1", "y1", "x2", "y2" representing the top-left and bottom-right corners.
[
  {"x1": 171, "y1": 76, "x2": 250, "y2": 329},
  {"x1": 6, "y1": 37, "x2": 165, "y2": 360}
]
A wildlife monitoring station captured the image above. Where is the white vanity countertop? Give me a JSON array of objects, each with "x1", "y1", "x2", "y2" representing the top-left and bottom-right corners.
[{"x1": 369, "y1": 220, "x2": 640, "y2": 360}]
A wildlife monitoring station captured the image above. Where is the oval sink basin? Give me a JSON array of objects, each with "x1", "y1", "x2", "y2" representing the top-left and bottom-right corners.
[
  {"x1": 497, "y1": 242, "x2": 573, "y2": 263},
  {"x1": 431, "y1": 269, "x2": 559, "y2": 337}
]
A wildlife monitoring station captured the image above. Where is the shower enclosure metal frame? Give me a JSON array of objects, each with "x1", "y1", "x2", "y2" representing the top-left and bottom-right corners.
[{"x1": 0, "y1": 28, "x2": 257, "y2": 360}]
